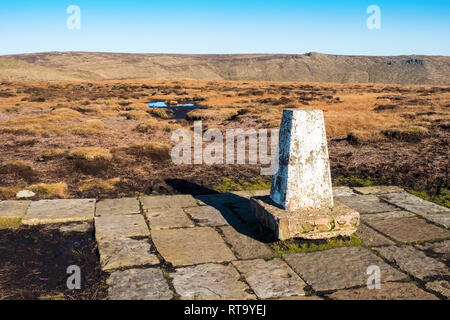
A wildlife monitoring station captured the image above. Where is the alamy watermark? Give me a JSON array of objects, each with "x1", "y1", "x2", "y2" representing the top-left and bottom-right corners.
[
  {"x1": 66, "y1": 265, "x2": 81, "y2": 290},
  {"x1": 67, "y1": 5, "x2": 81, "y2": 30},
  {"x1": 366, "y1": 265, "x2": 381, "y2": 289},
  {"x1": 171, "y1": 121, "x2": 279, "y2": 175},
  {"x1": 366, "y1": 5, "x2": 381, "y2": 30}
]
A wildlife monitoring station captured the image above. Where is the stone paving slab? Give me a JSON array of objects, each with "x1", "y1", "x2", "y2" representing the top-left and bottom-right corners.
[
  {"x1": 360, "y1": 210, "x2": 415, "y2": 221},
  {"x1": 375, "y1": 245, "x2": 450, "y2": 280},
  {"x1": 151, "y1": 227, "x2": 236, "y2": 266},
  {"x1": 58, "y1": 222, "x2": 91, "y2": 233},
  {"x1": 366, "y1": 217, "x2": 450, "y2": 243},
  {"x1": 355, "y1": 223, "x2": 395, "y2": 247},
  {"x1": 220, "y1": 225, "x2": 273, "y2": 260},
  {"x1": 332, "y1": 186, "x2": 355, "y2": 197},
  {"x1": 22, "y1": 199, "x2": 95, "y2": 225},
  {"x1": 171, "y1": 263, "x2": 255, "y2": 300},
  {"x1": 95, "y1": 215, "x2": 150, "y2": 241},
  {"x1": 416, "y1": 240, "x2": 450, "y2": 261},
  {"x1": 336, "y1": 195, "x2": 400, "y2": 214},
  {"x1": 380, "y1": 192, "x2": 450, "y2": 216},
  {"x1": 328, "y1": 282, "x2": 438, "y2": 300},
  {"x1": 426, "y1": 280, "x2": 450, "y2": 298},
  {"x1": 283, "y1": 247, "x2": 407, "y2": 292},
  {"x1": 0, "y1": 200, "x2": 30, "y2": 218},
  {"x1": 336, "y1": 194, "x2": 399, "y2": 214},
  {"x1": 184, "y1": 205, "x2": 239, "y2": 227},
  {"x1": 98, "y1": 237, "x2": 159, "y2": 271},
  {"x1": 233, "y1": 259, "x2": 306, "y2": 299},
  {"x1": 353, "y1": 186, "x2": 404, "y2": 195},
  {"x1": 107, "y1": 268, "x2": 173, "y2": 300},
  {"x1": 195, "y1": 193, "x2": 243, "y2": 207},
  {"x1": 145, "y1": 208, "x2": 194, "y2": 230},
  {"x1": 422, "y1": 213, "x2": 450, "y2": 229},
  {"x1": 141, "y1": 194, "x2": 198, "y2": 209},
  {"x1": 95, "y1": 198, "x2": 140, "y2": 217},
  {"x1": 229, "y1": 201, "x2": 258, "y2": 223}
]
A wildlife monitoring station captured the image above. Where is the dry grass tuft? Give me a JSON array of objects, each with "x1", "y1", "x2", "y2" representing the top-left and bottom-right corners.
[
  {"x1": 0, "y1": 186, "x2": 21, "y2": 199},
  {"x1": 149, "y1": 108, "x2": 170, "y2": 119},
  {"x1": 69, "y1": 119, "x2": 105, "y2": 136},
  {"x1": 120, "y1": 110, "x2": 151, "y2": 120},
  {"x1": 0, "y1": 107, "x2": 82, "y2": 136},
  {"x1": 50, "y1": 108, "x2": 82, "y2": 120},
  {"x1": 114, "y1": 142, "x2": 171, "y2": 160},
  {"x1": 40, "y1": 148, "x2": 68, "y2": 160},
  {"x1": 68, "y1": 147, "x2": 113, "y2": 173},
  {"x1": 28, "y1": 182, "x2": 68, "y2": 199},
  {"x1": 68, "y1": 147, "x2": 112, "y2": 161},
  {"x1": 186, "y1": 108, "x2": 236, "y2": 121},
  {"x1": 0, "y1": 160, "x2": 34, "y2": 176},
  {"x1": 135, "y1": 118, "x2": 180, "y2": 133}
]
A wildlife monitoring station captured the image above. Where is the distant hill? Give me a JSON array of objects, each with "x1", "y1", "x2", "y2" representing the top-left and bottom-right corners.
[{"x1": 0, "y1": 51, "x2": 449, "y2": 85}]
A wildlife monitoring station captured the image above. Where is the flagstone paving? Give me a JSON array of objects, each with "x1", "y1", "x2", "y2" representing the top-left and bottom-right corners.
[
  {"x1": 232, "y1": 258, "x2": 307, "y2": 299},
  {"x1": 4, "y1": 186, "x2": 450, "y2": 300},
  {"x1": 219, "y1": 225, "x2": 273, "y2": 260},
  {"x1": 58, "y1": 221, "x2": 91, "y2": 233},
  {"x1": 425, "y1": 280, "x2": 450, "y2": 298},
  {"x1": 374, "y1": 245, "x2": 450, "y2": 281},
  {"x1": 332, "y1": 186, "x2": 355, "y2": 197},
  {"x1": 327, "y1": 282, "x2": 438, "y2": 300},
  {"x1": 98, "y1": 237, "x2": 159, "y2": 271},
  {"x1": 366, "y1": 216, "x2": 450, "y2": 243},
  {"x1": 107, "y1": 268, "x2": 173, "y2": 300},
  {"x1": 22, "y1": 199, "x2": 95, "y2": 225},
  {"x1": 379, "y1": 192, "x2": 450, "y2": 228},
  {"x1": 228, "y1": 201, "x2": 259, "y2": 223},
  {"x1": 0, "y1": 200, "x2": 30, "y2": 219},
  {"x1": 423, "y1": 213, "x2": 450, "y2": 229},
  {"x1": 336, "y1": 195, "x2": 400, "y2": 214},
  {"x1": 170, "y1": 263, "x2": 255, "y2": 300},
  {"x1": 283, "y1": 246, "x2": 408, "y2": 291},
  {"x1": 381, "y1": 192, "x2": 450, "y2": 213},
  {"x1": 95, "y1": 215, "x2": 150, "y2": 241},
  {"x1": 141, "y1": 194, "x2": 198, "y2": 209},
  {"x1": 353, "y1": 186, "x2": 404, "y2": 195},
  {"x1": 184, "y1": 205, "x2": 239, "y2": 227},
  {"x1": 360, "y1": 210, "x2": 415, "y2": 221},
  {"x1": 95, "y1": 198, "x2": 140, "y2": 217},
  {"x1": 355, "y1": 223, "x2": 395, "y2": 247},
  {"x1": 416, "y1": 240, "x2": 450, "y2": 261},
  {"x1": 151, "y1": 227, "x2": 236, "y2": 266},
  {"x1": 145, "y1": 208, "x2": 194, "y2": 230}
]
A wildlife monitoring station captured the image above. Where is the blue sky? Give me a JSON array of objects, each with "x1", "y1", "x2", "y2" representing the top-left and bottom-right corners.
[{"x1": 0, "y1": 0, "x2": 449, "y2": 55}]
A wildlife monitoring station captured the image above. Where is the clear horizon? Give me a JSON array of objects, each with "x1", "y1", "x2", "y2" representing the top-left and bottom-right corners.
[
  {"x1": 1, "y1": 51, "x2": 449, "y2": 57},
  {"x1": 1, "y1": 0, "x2": 449, "y2": 56}
]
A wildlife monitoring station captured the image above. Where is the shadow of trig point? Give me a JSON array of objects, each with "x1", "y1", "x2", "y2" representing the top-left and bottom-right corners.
[{"x1": 250, "y1": 108, "x2": 360, "y2": 240}]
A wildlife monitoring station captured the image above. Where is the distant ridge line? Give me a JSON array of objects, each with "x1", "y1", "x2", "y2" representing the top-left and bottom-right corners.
[{"x1": 1, "y1": 51, "x2": 449, "y2": 85}]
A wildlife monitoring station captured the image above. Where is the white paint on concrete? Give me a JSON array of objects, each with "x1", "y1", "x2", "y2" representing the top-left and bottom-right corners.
[{"x1": 270, "y1": 109, "x2": 333, "y2": 211}]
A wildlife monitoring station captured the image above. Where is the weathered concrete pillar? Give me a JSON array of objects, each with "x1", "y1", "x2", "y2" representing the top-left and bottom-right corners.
[
  {"x1": 251, "y1": 108, "x2": 359, "y2": 240},
  {"x1": 271, "y1": 109, "x2": 333, "y2": 211}
]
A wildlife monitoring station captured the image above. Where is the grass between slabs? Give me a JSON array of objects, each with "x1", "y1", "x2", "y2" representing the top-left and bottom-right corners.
[{"x1": 270, "y1": 234, "x2": 364, "y2": 257}]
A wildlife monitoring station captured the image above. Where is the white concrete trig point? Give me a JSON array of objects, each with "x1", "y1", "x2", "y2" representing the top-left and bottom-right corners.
[{"x1": 250, "y1": 108, "x2": 360, "y2": 240}]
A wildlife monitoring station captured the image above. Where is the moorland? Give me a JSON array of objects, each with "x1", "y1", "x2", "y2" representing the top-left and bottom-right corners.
[{"x1": 0, "y1": 79, "x2": 448, "y2": 205}]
